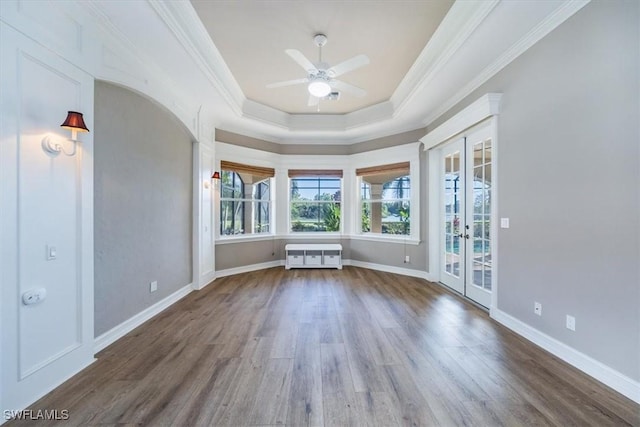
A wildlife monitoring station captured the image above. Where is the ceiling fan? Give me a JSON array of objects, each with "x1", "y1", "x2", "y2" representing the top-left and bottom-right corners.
[{"x1": 266, "y1": 34, "x2": 370, "y2": 107}]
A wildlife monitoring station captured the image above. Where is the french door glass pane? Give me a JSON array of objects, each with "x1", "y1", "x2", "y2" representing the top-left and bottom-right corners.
[
  {"x1": 444, "y1": 152, "x2": 461, "y2": 278},
  {"x1": 470, "y1": 139, "x2": 493, "y2": 290}
]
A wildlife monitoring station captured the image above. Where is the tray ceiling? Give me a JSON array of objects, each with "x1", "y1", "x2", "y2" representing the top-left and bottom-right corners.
[{"x1": 190, "y1": 1, "x2": 454, "y2": 115}]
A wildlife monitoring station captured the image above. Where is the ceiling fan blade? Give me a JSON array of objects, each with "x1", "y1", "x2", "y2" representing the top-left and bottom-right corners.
[
  {"x1": 331, "y1": 80, "x2": 367, "y2": 98},
  {"x1": 307, "y1": 95, "x2": 320, "y2": 107},
  {"x1": 285, "y1": 49, "x2": 317, "y2": 73},
  {"x1": 328, "y1": 54, "x2": 370, "y2": 77},
  {"x1": 266, "y1": 78, "x2": 309, "y2": 89}
]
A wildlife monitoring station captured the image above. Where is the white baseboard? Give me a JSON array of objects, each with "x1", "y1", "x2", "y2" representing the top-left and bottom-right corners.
[
  {"x1": 215, "y1": 260, "x2": 284, "y2": 278},
  {"x1": 492, "y1": 309, "x2": 640, "y2": 404},
  {"x1": 93, "y1": 283, "x2": 193, "y2": 353},
  {"x1": 345, "y1": 259, "x2": 429, "y2": 280},
  {"x1": 196, "y1": 270, "x2": 216, "y2": 290}
]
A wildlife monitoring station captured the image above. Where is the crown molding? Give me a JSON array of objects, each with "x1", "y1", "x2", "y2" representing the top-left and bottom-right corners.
[
  {"x1": 147, "y1": 0, "x2": 245, "y2": 116},
  {"x1": 390, "y1": 0, "x2": 499, "y2": 116},
  {"x1": 420, "y1": 93, "x2": 502, "y2": 149},
  {"x1": 421, "y1": 0, "x2": 591, "y2": 127}
]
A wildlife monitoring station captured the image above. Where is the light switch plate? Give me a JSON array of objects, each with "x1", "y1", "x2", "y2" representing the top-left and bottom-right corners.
[
  {"x1": 500, "y1": 218, "x2": 510, "y2": 228},
  {"x1": 46, "y1": 245, "x2": 57, "y2": 260}
]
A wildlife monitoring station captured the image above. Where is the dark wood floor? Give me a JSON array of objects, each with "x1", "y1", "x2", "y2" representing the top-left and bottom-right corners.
[{"x1": 11, "y1": 267, "x2": 639, "y2": 426}]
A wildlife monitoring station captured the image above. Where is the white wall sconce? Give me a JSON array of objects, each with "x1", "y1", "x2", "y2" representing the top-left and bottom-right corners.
[{"x1": 42, "y1": 111, "x2": 90, "y2": 156}]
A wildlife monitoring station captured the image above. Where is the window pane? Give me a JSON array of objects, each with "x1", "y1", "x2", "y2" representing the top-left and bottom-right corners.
[
  {"x1": 220, "y1": 169, "x2": 271, "y2": 236},
  {"x1": 290, "y1": 177, "x2": 342, "y2": 232},
  {"x1": 361, "y1": 201, "x2": 410, "y2": 235},
  {"x1": 360, "y1": 171, "x2": 411, "y2": 235},
  {"x1": 254, "y1": 201, "x2": 270, "y2": 233},
  {"x1": 361, "y1": 182, "x2": 370, "y2": 200},
  {"x1": 220, "y1": 200, "x2": 244, "y2": 235},
  {"x1": 253, "y1": 181, "x2": 270, "y2": 200},
  {"x1": 361, "y1": 202, "x2": 371, "y2": 232},
  {"x1": 291, "y1": 202, "x2": 340, "y2": 232},
  {"x1": 381, "y1": 175, "x2": 410, "y2": 200}
]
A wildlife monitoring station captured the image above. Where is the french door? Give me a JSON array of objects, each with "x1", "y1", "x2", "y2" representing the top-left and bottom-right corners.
[{"x1": 441, "y1": 123, "x2": 493, "y2": 307}]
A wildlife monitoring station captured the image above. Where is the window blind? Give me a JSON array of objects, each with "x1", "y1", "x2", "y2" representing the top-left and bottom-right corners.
[
  {"x1": 221, "y1": 161, "x2": 275, "y2": 179},
  {"x1": 288, "y1": 169, "x2": 343, "y2": 178},
  {"x1": 356, "y1": 162, "x2": 410, "y2": 177}
]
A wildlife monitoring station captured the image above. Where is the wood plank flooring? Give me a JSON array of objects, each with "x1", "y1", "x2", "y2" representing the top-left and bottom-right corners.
[{"x1": 10, "y1": 267, "x2": 639, "y2": 426}]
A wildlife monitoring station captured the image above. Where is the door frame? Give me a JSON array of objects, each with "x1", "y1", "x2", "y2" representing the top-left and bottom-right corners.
[{"x1": 421, "y1": 93, "x2": 501, "y2": 312}]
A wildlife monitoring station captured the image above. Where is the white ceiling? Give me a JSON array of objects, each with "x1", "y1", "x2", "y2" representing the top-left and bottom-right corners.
[
  {"x1": 190, "y1": 1, "x2": 454, "y2": 115},
  {"x1": 89, "y1": 0, "x2": 589, "y2": 145}
]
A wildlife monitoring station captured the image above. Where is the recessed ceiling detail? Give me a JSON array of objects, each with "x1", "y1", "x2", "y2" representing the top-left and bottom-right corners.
[
  {"x1": 190, "y1": 0, "x2": 454, "y2": 115},
  {"x1": 91, "y1": 0, "x2": 591, "y2": 145}
]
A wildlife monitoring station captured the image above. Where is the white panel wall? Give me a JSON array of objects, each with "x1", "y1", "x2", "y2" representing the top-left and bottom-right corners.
[
  {"x1": 0, "y1": 22, "x2": 95, "y2": 412},
  {"x1": 194, "y1": 142, "x2": 216, "y2": 289}
]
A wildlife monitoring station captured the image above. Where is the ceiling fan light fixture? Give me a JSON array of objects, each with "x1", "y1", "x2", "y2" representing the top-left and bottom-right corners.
[{"x1": 308, "y1": 79, "x2": 331, "y2": 98}]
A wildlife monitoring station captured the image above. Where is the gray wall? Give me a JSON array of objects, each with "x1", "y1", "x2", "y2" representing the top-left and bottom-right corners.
[
  {"x1": 94, "y1": 82, "x2": 193, "y2": 336},
  {"x1": 215, "y1": 128, "x2": 426, "y2": 155},
  {"x1": 431, "y1": 0, "x2": 639, "y2": 381}
]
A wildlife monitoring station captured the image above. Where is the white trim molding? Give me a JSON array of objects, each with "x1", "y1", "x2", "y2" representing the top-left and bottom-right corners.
[
  {"x1": 422, "y1": 93, "x2": 502, "y2": 299},
  {"x1": 420, "y1": 93, "x2": 502, "y2": 149},
  {"x1": 492, "y1": 309, "x2": 640, "y2": 404},
  {"x1": 215, "y1": 260, "x2": 284, "y2": 278},
  {"x1": 94, "y1": 283, "x2": 193, "y2": 353},
  {"x1": 345, "y1": 260, "x2": 429, "y2": 281}
]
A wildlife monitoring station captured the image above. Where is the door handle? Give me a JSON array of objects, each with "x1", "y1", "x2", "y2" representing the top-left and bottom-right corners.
[{"x1": 458, "y1": 233, "x2": 470, "y2": 239}]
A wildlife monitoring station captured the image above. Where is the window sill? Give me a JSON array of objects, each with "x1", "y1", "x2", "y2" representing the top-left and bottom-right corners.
[
  {"x1": 347, "y1": 234, "x2": 421, "y2": 246},
  {"x1": 285, "y1": 233, "x2": 344, "y2": 240},
  {"x1": 215, "y1": 233, "x2": 420, "y2": 245},
  {"x1": 216, "y1": 234, "x2": 276, "y2": 245}
]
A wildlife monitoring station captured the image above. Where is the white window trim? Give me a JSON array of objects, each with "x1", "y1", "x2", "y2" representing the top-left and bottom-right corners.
[
  {"x1": 288, "y1": 175, "x2": 344, "y2": 234},
  {"x1": 217, "y1": 233, "x2": 276, "y2": 245},
  {"x1": 219, "y1": 181, "x2": 272, "y2": 234},
  {"x1": 214, "y1": 141, "x2": 421, "y2": 243},
  {"x1": 215, "y1": 142, "x2": 279, "y2": 241},
  {"x1": 351, "y1": 142, "x2": 422, "y2": 243}
]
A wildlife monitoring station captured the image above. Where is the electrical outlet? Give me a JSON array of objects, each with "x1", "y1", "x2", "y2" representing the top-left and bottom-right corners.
[
  {"x1": 566, "y1": 315, "x2": 576, "y2": 331},
  {"x1": 150, "y1": 281, "x2": 158, "y2": 293},
  {"x1": 534, "y1": 302, "x2": 542, "y2": 316},
  {"x1": 404, "y1": 255, "x2": 410, "y2": 263}
]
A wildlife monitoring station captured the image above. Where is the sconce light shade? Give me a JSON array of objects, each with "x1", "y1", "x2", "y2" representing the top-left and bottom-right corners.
[
  {"x1": 43, "y1": 111, "x2": 89, "y2": 156},
  {"x1": 211, "y1": 171, "x2": 221, "y2": 180},
  {"x1": 60, "y1": 111, "x2": 89, "y2": 133}
]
